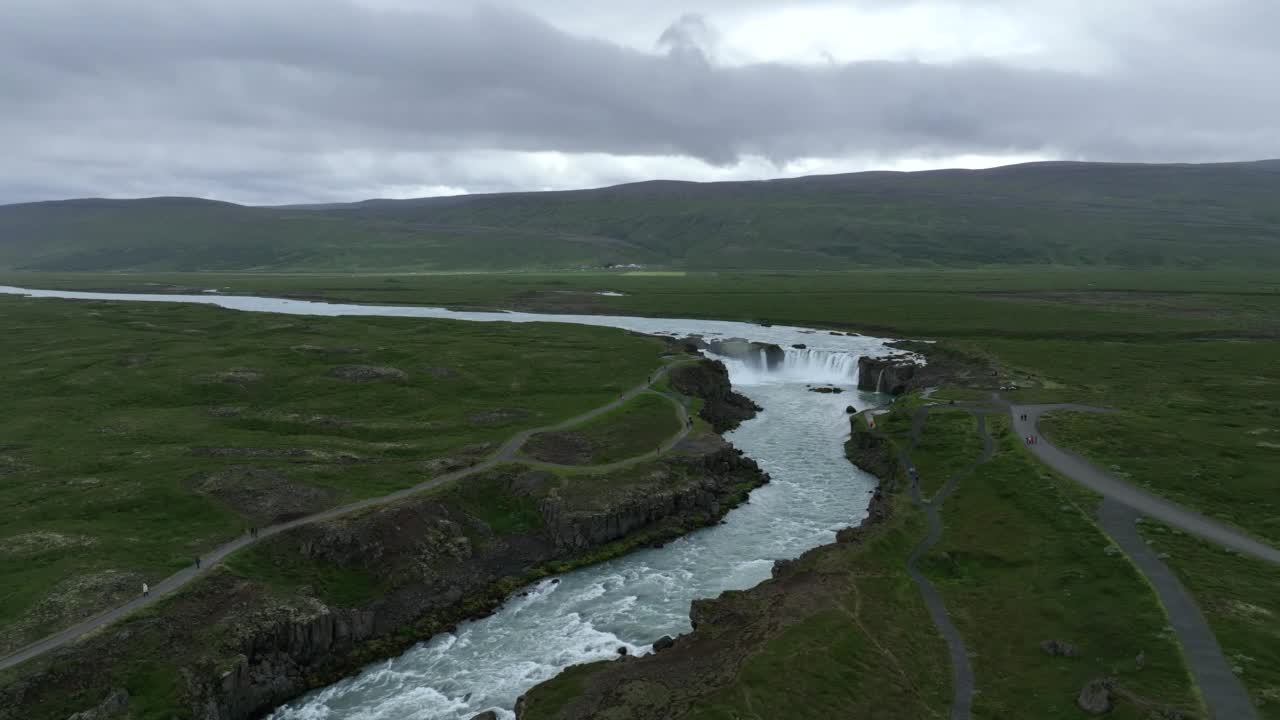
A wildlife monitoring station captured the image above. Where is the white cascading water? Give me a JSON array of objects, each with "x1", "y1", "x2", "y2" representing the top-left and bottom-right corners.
[
  {"x1": 0, "y1": 285, "x2": 898, "y2": 720},
  {"x1": 712, "y1": 347, "x2": 861, "y2": 387}
]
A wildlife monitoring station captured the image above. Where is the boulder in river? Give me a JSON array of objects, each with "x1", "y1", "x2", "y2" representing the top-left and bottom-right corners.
[
  {"x1": 653, "y1": 636, "x2": 675, "y2": 652},
  {"x1": 469, "y1": 712, "x2": 498, "y2": 720}
]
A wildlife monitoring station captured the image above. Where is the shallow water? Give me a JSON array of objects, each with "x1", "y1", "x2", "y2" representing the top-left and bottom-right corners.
[{"x1": 0, "y1": 286, "x2": 893, "y2": 720}]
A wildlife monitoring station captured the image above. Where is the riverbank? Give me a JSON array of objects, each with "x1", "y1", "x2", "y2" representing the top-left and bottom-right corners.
[
  {"x1": 517, "y1": 401, "x2": 1203, "y2": 720},
  {"x1": 2, "y1": 407, "x2": 768, "y2": 720},
  {"x1": 0, "y1": 296, "x2": 784, "y2": 719}
]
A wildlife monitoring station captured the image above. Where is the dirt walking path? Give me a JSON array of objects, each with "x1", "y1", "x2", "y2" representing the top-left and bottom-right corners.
[
  {"x1": 0, "y1": 361, "x2": 695, "y2": 672},
  {"x1": 900, "y1": 405, "x2": 994, "y2": 720}
]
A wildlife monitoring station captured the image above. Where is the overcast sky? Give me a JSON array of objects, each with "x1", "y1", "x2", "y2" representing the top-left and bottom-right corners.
[{"x1": 3, "y1": 0, "x2": 1278, "y2": 205}]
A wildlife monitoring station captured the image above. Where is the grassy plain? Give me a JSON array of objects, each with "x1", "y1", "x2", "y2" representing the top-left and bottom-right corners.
[
  {"x1": 0, "y1": 295, "x2": 665, "y2": 654},
  {"x1": 3, "y1": 267, "x2": 1278, "y2": 717},
  {"x1": 1139, "y1": 522, "x2": 1280, "y2": 717},
  {"x1": 903, "y1": 408, "x2": 980, "y2": 499},
  {"x1": 523, "y1": 392, "x2": 683, "y2": 466}
]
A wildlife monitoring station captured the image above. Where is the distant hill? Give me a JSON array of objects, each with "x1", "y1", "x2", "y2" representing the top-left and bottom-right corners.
[{"x1": 2, "y1": 160, "x2": 1278, "y2": 272}]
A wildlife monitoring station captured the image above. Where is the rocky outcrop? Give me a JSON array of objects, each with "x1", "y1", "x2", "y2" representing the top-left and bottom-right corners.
[
  {"x1": 1040, "y1": 639, "x2": 1078, "y2": 657},
  {"x1": 668, "y1": 360, "x2": 761, "y2": 433},
  {"x1": 686, "y1": 337, "x2": 785, "y2": 371},
  {"x1": 540, "y1": 445, "x2": 762, "y2": 551},
  {"x1": 325, "y1": 365, "x2": 407, "y2": 382},
  {"x1": 512, "y1": 424, "x2": 901, "y2": 720},
  {"x1": 66, "y1": 689, "x2": 128, "y2": 720},
  {"x1": 1077, "y1": 677, "x2": 1116, "y2": 714},
  {"x1": 8, "y1": 442, "x2": 767, "y2": 720},
  {"x1": 856, "y1": 355, "x2": 919, "y2": 395},
  {"x1": 844, "y1": 417, "x2": 900, "y2": 488}
]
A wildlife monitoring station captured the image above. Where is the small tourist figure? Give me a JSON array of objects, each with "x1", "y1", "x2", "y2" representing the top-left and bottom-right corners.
[
  {"x1": 142, "y1": 582, "x2": 149, "y2": 598},
  {"x1": 195, "y1": 557, "x2": 201, "y2": 570}
]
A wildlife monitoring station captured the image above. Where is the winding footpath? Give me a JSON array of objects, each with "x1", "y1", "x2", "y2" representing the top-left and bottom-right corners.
[
  {"x1": 0, "y1": 362, "x2": 695, "y2": 673},
  {"x1": 899, "y1": 405, "x2": 994, "y2": 720},
  {"x1": 1008, "y1": 400, "x2": 1272, "y2": 720}
]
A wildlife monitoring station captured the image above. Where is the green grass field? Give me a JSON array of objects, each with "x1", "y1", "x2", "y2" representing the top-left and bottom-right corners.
[
  {"x1": 2, "y1": 266, "x2": 1278, "y2": 719},
  {"x1": 904, "y1": 408, "x2": 980, "y2": 499},
  {"x1": 0, "y1": 296, "x2": 666, "y2": 654},
  {"x1": 523, "y1": 392, "x2": 683, "y2": 466}
]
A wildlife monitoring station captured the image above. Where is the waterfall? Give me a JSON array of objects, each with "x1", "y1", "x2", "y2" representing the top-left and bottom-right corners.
[
  {"x1": 711, "y1": 347, "x2": 860, "y2": 386},
  {"x1": 875, "y1": 368, "x2": 886, "y2": 393}
]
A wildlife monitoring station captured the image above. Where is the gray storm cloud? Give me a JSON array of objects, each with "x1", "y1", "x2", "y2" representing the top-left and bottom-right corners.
[{"x1": 1, "y1": 0, "x2": 1278, "y2": 203}]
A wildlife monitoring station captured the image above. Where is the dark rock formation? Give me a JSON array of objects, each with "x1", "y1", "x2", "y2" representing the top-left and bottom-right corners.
[
  {"x1": 511, "y1": 417, "x2": 902, "y2": 720},
  {"x1": 808, "y1": 386, "x2": 843, "y2": 394},
  {"x1": 652, "y1": 636, "x2": 675, "y2": 652},
  {"x1": 184, "y1": 466, "x2": 339, "y2": 525},
  {"x1": 471, "y1": 712, "x2": 499, "y2": 720},
  {"x1": 66, "y1": 689, "x2": 128, "y2": 720},
  {"x1": 856, "y1": 355, "x2": 918, "y2": 395},
  {"x1": 703, "y1": 338, "x2": 785, "y2": 371},
  {"x1": 791, "y1": 344, "x2": 807, "y2": 349},
  {"x1": 668, "y1": 360, "x2": 761, "y2": 433},
  {"x1": 1040, "y1": 639, "x2": 1077, "y2": 657},
  {"x1": 326, "y1": 365, "x2": 407, "y2": 382},
  {"x1": 1077, "y1": 677, "x2": 1116, "y2": 715},
  {"x1": 539, "y1": 444, "x2": 760, "y2": 552},
  {"x1": 7, "y1": 442, "x2": 767, "y2": 720},
  {"x1": 844, "y1": 418, "x2": 899, "y2": 488}
]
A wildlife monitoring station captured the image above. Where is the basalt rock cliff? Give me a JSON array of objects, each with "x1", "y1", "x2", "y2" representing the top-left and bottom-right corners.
[
  {"x1": 668, "y1": 359, "x2": 762, "y2": 433},
  {"x1": 856, "y1": 354, "x2": 919, "y2": 395},
  {"x1": 3, "y1": 441, "x2": 766, "y2": 720}
]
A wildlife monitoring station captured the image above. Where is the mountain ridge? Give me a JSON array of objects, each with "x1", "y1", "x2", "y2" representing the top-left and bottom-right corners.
[{"x1": 2, "y1": 159, "x2": 1278, "y2": 271}]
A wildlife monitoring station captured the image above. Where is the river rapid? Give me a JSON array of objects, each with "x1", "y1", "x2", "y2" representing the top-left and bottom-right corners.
[{"x1": 0, "y1": 286, "x2": 896, "y2": 720}]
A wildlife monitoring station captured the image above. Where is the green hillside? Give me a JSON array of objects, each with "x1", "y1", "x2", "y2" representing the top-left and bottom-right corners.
[{"x1": 2, "y1": 160, "x2": 1278, "y2": 272}]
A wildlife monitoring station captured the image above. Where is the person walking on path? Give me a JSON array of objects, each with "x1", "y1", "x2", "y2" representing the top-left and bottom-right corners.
[
  {"x1": 142, "y1": 582, "x2": 149, "y2": 598},
  {"x1": 195, "y1": 557, "x2": 201, "y2": 570}
]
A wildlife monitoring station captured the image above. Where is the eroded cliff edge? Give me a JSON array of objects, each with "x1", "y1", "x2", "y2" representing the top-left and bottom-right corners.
[
  {"x1": 1, "y1": 360, "x2": 767, "y2": 720},
  {"x1": 513, "y1": 413, "x2": 904, "y2": 720}
]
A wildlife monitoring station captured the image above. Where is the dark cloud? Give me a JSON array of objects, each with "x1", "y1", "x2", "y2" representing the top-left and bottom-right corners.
[{"x1": 1, "y1": 0, "x2": 1278, "y2": 203}]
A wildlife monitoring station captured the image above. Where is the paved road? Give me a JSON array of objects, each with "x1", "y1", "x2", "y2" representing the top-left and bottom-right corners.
[
  {"x1": 1099, "y1": 500, "x2": 1258, "y2": 720},
  {"x1": 1010, "y1": 403, "x2": 1280, "y2": 566},
  {"x1": 0, "y1": 362, "x2": 694, "y2": 672},
  {"x1": 1006, "y1": 400, "x2": 1272, "y2": 719},
  {"x1": 900, "y1": 406, "x2": 994, "y2": 720}
]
